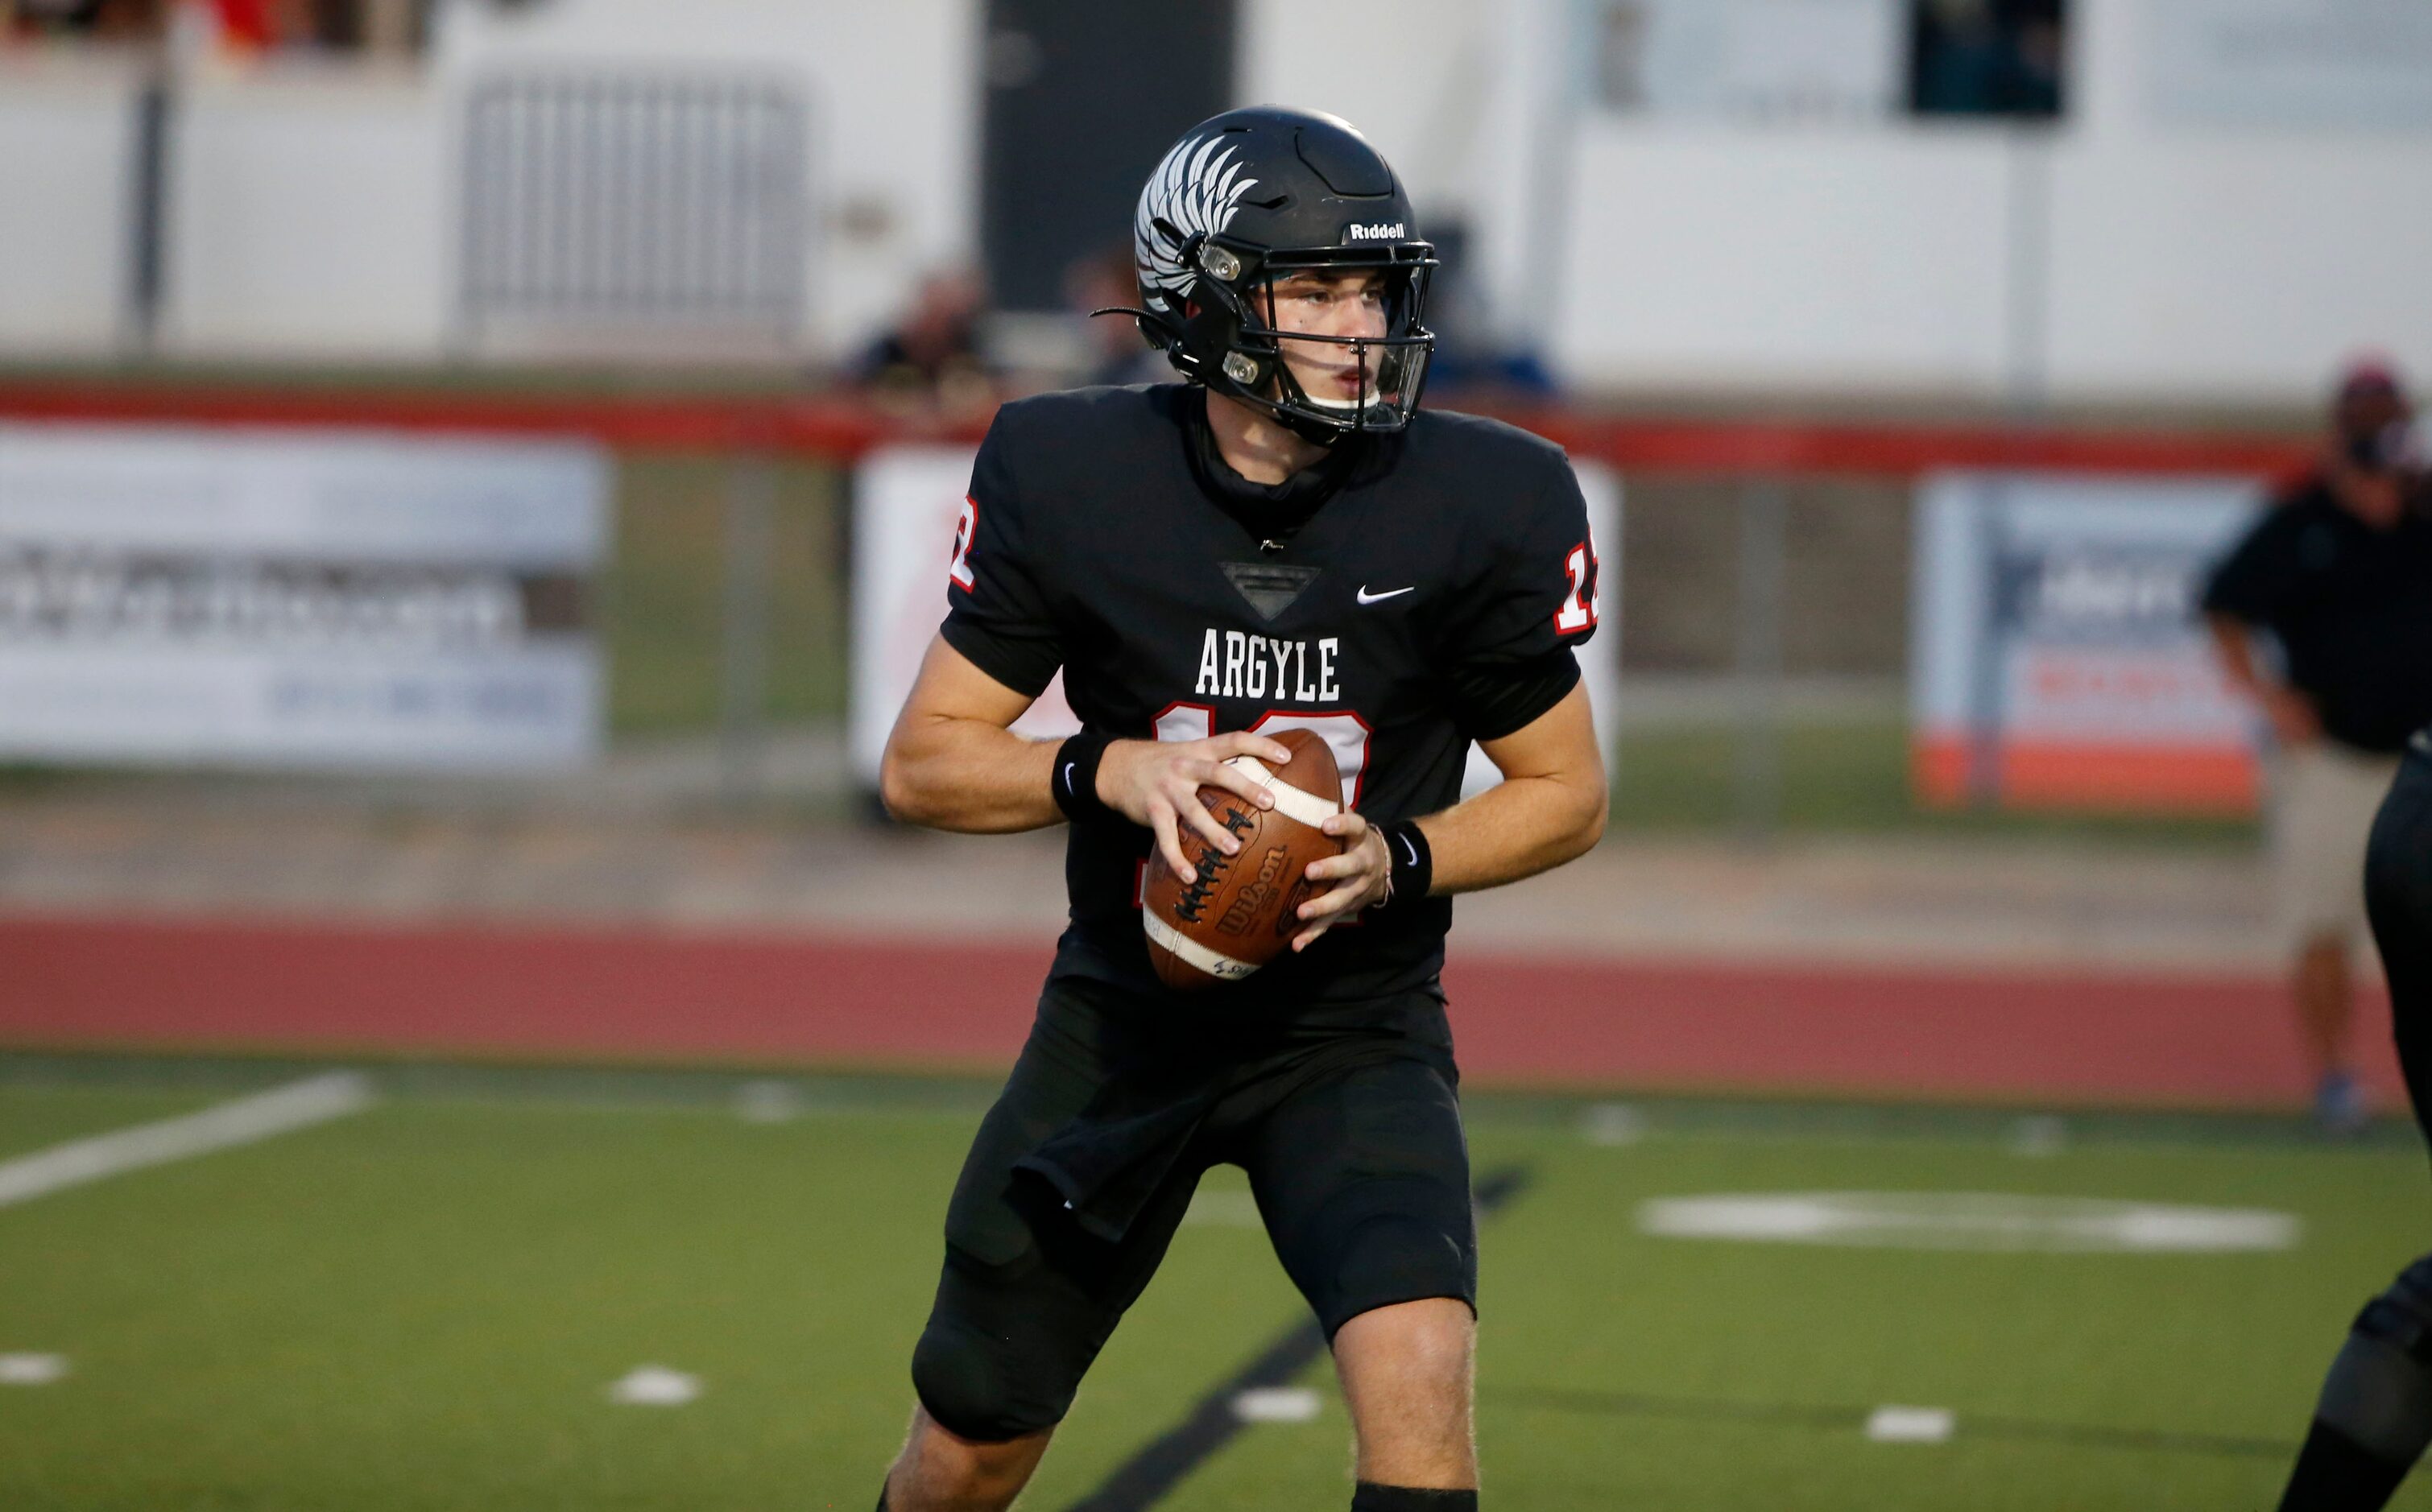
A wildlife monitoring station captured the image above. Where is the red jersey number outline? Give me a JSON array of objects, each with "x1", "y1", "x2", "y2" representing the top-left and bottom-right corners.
[
  {"x1": 1151, "y1": 701, "x2": 1372, "y2": 809},
  {"x1": 948, "y1": 496, "x2": 978, "y2": 592},
  {"x1": 1554, "y1": 535, "x2": 1599, "y2": 634}
]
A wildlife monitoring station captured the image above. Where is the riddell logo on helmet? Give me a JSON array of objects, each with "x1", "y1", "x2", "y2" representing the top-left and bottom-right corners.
[{"x1": 1343, "y1": 223, "x2": 1406, "y2": 242}]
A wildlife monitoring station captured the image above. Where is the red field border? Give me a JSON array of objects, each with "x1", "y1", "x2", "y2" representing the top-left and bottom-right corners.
[
  {"x1": 0, "y1": 381, "x2": 2318, "y2": 480},
  {"x1": 0, "y1": 914, "x2": 2394, "y2": 1112}
]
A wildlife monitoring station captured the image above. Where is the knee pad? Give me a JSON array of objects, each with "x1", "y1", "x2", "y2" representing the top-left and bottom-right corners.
[
  {"x1": 910, "y1": 1320, "x2": 1060, "y2": 1444},
  {"x1": 2316, "y1": 1254, "x2": 2432, "y2": 1463}
]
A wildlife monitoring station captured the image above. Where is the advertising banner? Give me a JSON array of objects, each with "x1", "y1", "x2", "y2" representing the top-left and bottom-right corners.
[
  {"x1": 1584, "y1": 0, "x2": 1904, "y2": 120},
  {"x1": 850, "y1": 444, "x2": 1620, "y2": 800},
  {"x1": 2147, "y1": 0, "x2": 2432, "y2": 131},
  {"x1": 1910, "y1": 470, "x2": 2267, "y2": 815},
  {"x1": 0, "y1": 423, "x2": 610, "y2": 770}
]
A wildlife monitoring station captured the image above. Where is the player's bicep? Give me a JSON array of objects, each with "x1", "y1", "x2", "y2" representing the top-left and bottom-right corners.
[
  {"x1": 1477, "y1": 680, "x2": 1602, "y2": 787},
  {"x1": 896, "y1": 634, "x2": 1039, "y2": 734}
]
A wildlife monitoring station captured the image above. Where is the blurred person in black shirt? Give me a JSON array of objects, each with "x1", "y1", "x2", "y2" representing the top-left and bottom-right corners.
[
  {"x1": 1067, "y1": 244, "x2": 1168, "y2": 390},
  {"x1": 852, "y1": 267, "x2": 995, "y2": 415},
  {"x1": 2204, "y1": 359, "x2": 2432, "y2": 1133}
]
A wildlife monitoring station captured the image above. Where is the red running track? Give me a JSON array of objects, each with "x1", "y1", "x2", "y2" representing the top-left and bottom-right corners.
[{"x1": 0, "y1": 914, "x2": 2397, "y2": 1111}]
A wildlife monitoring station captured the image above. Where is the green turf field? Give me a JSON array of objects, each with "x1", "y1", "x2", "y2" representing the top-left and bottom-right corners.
[{"x1": 2, "y1": 1061, "x2": 2427, "y2": 1510}]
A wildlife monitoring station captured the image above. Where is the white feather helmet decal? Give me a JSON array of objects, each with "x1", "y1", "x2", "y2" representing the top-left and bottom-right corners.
[{"x1": 1133, "y1": 134, "x2": 1259, "y2": 312}]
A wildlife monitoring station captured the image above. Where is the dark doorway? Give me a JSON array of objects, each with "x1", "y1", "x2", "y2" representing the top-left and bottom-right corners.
[{"x1": 978, "y1": 0, "x2": 1236, "y2": 312}]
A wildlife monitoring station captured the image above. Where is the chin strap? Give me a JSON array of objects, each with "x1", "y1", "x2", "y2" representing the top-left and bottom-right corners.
[{"x1": 1097, "y1": 305, "x2": 1358, "y2": 448}]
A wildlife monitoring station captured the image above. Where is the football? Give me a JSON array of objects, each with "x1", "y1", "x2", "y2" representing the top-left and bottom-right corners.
[{"x1": 1141, "y1": 728, "x2": 1347, "y2": 990}]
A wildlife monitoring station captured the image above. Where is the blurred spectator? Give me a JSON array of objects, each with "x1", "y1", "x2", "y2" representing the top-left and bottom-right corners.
[
  {"x1": 1065, "y1": 243, "x2": 1166, "y2": 390},
  {"x1": 1910, "y1": 0, "x2": 2064, "y2": 118},
  {"x1": 851, "y1": 267, "x2": 996, "y2": 415},
  {"x1": 5, "y1": 0, "x2": 164, "y2": 43},
  {"x1": 1411, "y1": 217, "x2": 1554, "y2": 401},
  {"x1": 3, "y1": 0, "x2": 422, "y2": 52},
  {"x1": 2203, "y1": 358, "x2": 2432, "y2": 1133}
]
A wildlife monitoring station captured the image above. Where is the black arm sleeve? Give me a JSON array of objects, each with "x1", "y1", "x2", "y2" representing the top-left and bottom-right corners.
[
  {"x1": 938, "y1": 415, "x2": 1065, "y2": 698},
  {"x1": 1441, "y1": 457, "x2": 1601, "y2": 741}
]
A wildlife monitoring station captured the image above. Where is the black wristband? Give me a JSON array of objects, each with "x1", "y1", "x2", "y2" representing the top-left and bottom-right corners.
[
  {"x1": 1051, "y1": 731, "x2": 1116, "y2": 823},
  {"x1": 1372, "y1": 818, "x2": 1433, "y2": 913}
]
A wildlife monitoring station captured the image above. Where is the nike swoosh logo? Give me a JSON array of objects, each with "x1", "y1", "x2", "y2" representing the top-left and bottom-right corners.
[
  {"x1": 1356, "y1": 585, "x2": 1415, "y2": 605},
  {"x1": 1399, "y1": 835, "x2": 1420, "y2": 865},
  {"x1": 1062, "y1": 762, "x2": 1077, "y2": 793}
]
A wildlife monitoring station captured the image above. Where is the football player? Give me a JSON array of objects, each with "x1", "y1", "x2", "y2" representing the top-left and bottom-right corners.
[
  {"x1": 2276, "y1": 721, "x2": 2432, "y2": 1511},
  {"x1": 873, "y1": 106, "x2": 1607, "y2": 1511}
]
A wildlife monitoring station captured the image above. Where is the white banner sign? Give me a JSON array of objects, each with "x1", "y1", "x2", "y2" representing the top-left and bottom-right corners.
[
  {"x1": 0, "y1": 423, "x2": 610, "y2": 770},
  {"x1": 2147, "y1": 0, "x2": 2432, "y2": 130},
  {"x1": 1910, "y1": 470, "x2": 2266, "y2": 813},
  {"x1": 849, "y1": 443, "x2": 1621, "y2": 799},
  {"x1": 1585, "y1": 0, "x2": 1903, "y2": 120}
]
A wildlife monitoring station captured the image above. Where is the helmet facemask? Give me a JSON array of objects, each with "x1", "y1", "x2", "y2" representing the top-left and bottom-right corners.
[{"x1": 1160, "y1": 230, "x2": 1437, "y2": 445}]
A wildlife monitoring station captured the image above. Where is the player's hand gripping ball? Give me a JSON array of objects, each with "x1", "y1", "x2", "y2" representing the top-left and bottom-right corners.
[{"x1": 1141, "y1": 729, "x2": 1347, "y2": 990}]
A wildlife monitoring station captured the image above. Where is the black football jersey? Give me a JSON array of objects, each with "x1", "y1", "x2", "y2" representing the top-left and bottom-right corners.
[{"x1": 941, "y1": 383, "x2": 1599, "y2": 1006}]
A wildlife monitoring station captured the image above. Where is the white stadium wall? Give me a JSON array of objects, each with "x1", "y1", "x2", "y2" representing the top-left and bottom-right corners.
[
  {"x1": 0, "y1": 56, "x2": 140, "y2": 355},
  {"x1": 1542, "y1": 0, "x2": 2432, "y2": 403},
  {"x1": 163, "y1": 74, "x2": 451, "y2": 359},
  {"x1": 1550, "y1": 122, "x2": 2023, "y2": 395},
  {"x1": 430, "y1": 0, "x2": 980, "y2": 363},
  {"x1": 0, "y1": 0, "x2": 2426, "y2": 401}
]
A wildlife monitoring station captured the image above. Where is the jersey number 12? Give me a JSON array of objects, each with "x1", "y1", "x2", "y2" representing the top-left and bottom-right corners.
[{"x1": 1152, "y1": 702, "x2": 1371, "y2": 809}]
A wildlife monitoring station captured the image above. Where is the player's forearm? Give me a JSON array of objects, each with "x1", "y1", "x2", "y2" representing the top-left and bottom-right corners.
[
  {"x1": 2205, "y1": 613, "x2": 2271, "y2": 698},
  {"x1": 1415, "y1": 767, "x2": 1607, "y2": 895},
  {"x1": 879, "y1": 714, "x2": 1063, "y2": 833}
]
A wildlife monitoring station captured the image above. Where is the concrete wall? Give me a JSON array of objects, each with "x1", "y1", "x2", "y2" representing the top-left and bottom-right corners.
[
  {"x1": 0, "y1": 56, "x2": 139, "y2": 355},
  {"x1": 0, "y1": 0, "x2": 2425, "y2": 401},
  {"x1": 1548, "y1": 0, "x2": 2432, "y2": 403},
  {"x1": 164, "y1": 72, "x2": 449, "y2": 358},
  {"x1": 433, "y1": 0, "x2": 978, "y2": 361}
]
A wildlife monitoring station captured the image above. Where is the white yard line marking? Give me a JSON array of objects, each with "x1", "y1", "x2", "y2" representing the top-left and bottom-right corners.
[
  {"x1": 731, "y1": 1080, "x2": 806, "y2": 1124},
  {"x1": 1867, "y1": 1405, "x2": 1956, "y2": 1444},
  {"x1": 1580, "y1": 1102, "x2": 1646, "y2": 1146},
  {"x1": 1231, "y1": 1386, "x2": 1321, "y2": 1423},
  {"x1": 0, "y1": 1072, "x2": 374, "y2": 1209},
  {"x1": 2008, "y1": 1115, "x2": 2069, "y2": 1157},
  {"x1": 1637, "y1": 1191, "x2": 2300, "y2": 1254},
  {"x1": 609, "y1": 1365, "x2": 701, "y2": 1406},
  {"x1": 0, "y1": 1353, "x2": 68, "y2": 1386}
]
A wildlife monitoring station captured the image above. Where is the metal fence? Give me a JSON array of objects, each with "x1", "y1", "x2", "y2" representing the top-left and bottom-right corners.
[{"x1": 459, "y1": 71, "x2": 809, "y2": 344}]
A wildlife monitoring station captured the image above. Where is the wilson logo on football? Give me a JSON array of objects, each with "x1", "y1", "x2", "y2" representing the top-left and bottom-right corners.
[{"x1": 1218, "y1": 848, "x2": 1293, "y2": 937}]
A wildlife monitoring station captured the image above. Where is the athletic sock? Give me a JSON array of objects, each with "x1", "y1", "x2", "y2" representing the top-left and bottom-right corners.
[
  {"x1": 1350, "y1": 1485, "x2": 1479, "y2": 1511},
  {"x1": 2277, "y1": 1419, "x2": 2416, "y2": 1512}
]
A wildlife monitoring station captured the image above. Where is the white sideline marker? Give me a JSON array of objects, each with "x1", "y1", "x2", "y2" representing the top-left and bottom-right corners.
[
  {"x1": 0, "y1": 1072, "x2": 375, "y2": 1210},
  {"x1": 1581, "y1": 1103, "x2": 1645, "y2": 1147},
  {"x1": 0, "y1": 1353, "x2": 68, "y2": 1386},
  {"x1": 732, "y1": 1080, "x2": 806, "y2": 1124},
  {"x1": 1866, "y1": 1406, "x2": 1955, "y2": 1444},
  {"x1": 2008, "y1": 1115, "x2": 2068, "y2": 1158},
  {"x1": 610, "y1": 1365, "x2": 702, "y2": 1407},
  {"x1": 1231, "y1": 1386, "x2": 1321, "y2": 1423}
]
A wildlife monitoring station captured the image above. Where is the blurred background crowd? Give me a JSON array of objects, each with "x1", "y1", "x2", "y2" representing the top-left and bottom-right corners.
[{"x1": 1, "y1": 0, "x2": 2430, "y2": 1112}]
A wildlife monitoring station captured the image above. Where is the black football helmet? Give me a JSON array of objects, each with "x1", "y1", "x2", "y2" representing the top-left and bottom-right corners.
[{"x1": 1127, "y1": 106, "x2": 1437, "y2": 444}]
